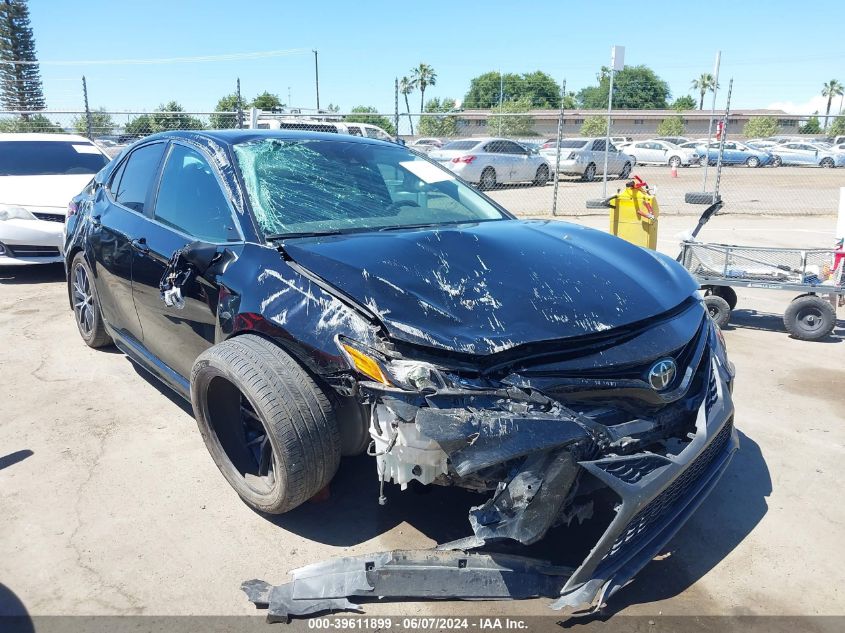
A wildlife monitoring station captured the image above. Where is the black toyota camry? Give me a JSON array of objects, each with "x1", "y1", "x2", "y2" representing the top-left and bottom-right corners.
[{"x1": 64, "y1": 130, "x2": 737, "y2": 615}]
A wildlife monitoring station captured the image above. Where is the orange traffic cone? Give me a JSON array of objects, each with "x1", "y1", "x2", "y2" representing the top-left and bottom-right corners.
[{"x1": 670, "y1": 164, "x2": 678, "y2": 178}]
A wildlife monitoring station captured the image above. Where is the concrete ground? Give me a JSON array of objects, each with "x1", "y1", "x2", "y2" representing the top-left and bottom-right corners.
[
  {"x1": 486, "y1": 164, "x2": 845, "y2": 216},
  {"x1": 0, "y1": 215, "x2": 843, "y2": 621}
]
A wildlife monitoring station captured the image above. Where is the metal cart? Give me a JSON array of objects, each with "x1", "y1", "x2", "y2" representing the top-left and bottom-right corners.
[{"x1": 677, "y1": 202, "x2": 844, "y2": 341}]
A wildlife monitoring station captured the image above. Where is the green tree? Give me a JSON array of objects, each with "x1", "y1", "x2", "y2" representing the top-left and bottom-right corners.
[
  {"x1": 411, "y1": 63, "x2": 436, "y2": 114},
  {"x1": 325, "y1": 103, "x2": 340, "y2": 112},
  {"x1": 829, "y1": 114, "x2": 845, "y2": 137},
  {"x1": 799, "y1": 113, "x2": 822, "y2": 134},
  {"x1": 463, "y1": 71, "x2": 564, "y2": 109},
  {"x1": 418, "y1": 97, "x2": 457, "y2": 137},
  {"x1": 399, "y1": 75, "x2": 415, "y2": 135},
  {"x1": 124, "y1": 101, "x2": 204, "y2": 137},
  {"x1": 0, "y1": 113, "x2": 60, "y2": 132},
  {"x1": 691, "y1": 73, "x2": 718, "y2": 110},
  {"x1": 580, "y1": 116, "x2": 607, "y2": 136},
  {"x1": 0, "y1": 0, "x2": 46, "y2": 111},
  {"x1": 251, "y1": 91, "x2": 283, "y2": 110},
  {"x1": 672, "y1": 95, "x2": 696, "y2": 111},
  {"x1": 656, "y1": 115, "x2": 685, "y2": 136},
  {"x1": 577, "y1": 65, "x2": 670, "y2": 110},
  {"x1": 488, "y1": 96, "x2": 535, "y2": 137},
  {"x1": 743, "y1": 116, "x2": 779, "y2": 139},
  {"x1": 72, "y1": 108, "x2": 115, "y2": 136},
  {"x1": 345, "y1": 105, "x2": 396, "y2": 136},
  {"x1": 210, "y1": 93, "x2": 239, "y2": 129},
  {"x1": 822, "y1": 79, "x2": 843, "y2": 129}
]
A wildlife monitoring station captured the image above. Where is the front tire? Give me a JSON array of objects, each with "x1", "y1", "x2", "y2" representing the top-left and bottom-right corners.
[
  {"x1": 582, "y1": 163, "x2": 597, "y2": 182},
  {"x1": 704, "y1": 295, "x2": 731, "y2": 328},
  {"x1": 190, "y1": 334, "x2": 341, "y2": 514},
  {"x1": 619, "y1": 162, "x2": 632, "y2": 179},
  {"x1": 820, "y1": 158, "x2": 835, "y2": 168},
  {"x1": 668, "y1": 156, "x2": 682, "y2": 168},
  {"x1": 746, "y1": 156, "x2": 760, "y2": 168},
  {"x1": 783, "y1": 295, "x2": 836, "y2": 341},
  {"x1": 70, "y1": 252, "x2": 112, "y2": 348},
  {"x1": 771, "y1": 155, "x2": 782, "y2": 167},
  {"x1": 533, "y1": 164, "x2": 549, "y2": 186},
  {"x1": 479, "y1": 168, "x2": 497, "y2": 190}
]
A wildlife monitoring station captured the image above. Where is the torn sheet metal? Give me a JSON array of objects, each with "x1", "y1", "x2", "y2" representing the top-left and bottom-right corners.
[{"x1": 243, "y1": 550, "x2": 572, "y2": 621}]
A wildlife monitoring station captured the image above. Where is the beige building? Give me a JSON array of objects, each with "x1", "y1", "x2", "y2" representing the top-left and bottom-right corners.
[{"x1": 455, "y1": 109, "x2": 800, "y2": 139}]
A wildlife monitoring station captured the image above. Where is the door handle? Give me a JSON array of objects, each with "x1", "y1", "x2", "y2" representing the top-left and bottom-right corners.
[{"x1": 131, "y1": 238, "x2": 149, "y2": 253}]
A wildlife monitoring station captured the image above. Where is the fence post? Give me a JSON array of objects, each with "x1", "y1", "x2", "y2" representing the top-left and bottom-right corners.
[
  {"x1": 236, "y1": 77, "x2": 244, "y2": 129},
  {"x1": 82, "y1": 76, "x2": 93, "y2": 139},
  {"x1": 394, "y1": 78, "x2": 399, "y2": 138},
  {"x1": 551, "y1": 79, "x2": 566, "y2": 217}
]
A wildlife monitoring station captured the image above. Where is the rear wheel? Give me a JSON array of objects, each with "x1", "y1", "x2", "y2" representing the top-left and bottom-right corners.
[
  {"x1": 190, "y1": 334, "x2": 341, "y2": 514},
  {"x1": 708, "y1": 285, "x2": 738, "y2": 310},
  {"x1": 479, "y1": 168, "x2": 497, "y2": 190},
  {"x1": 746, "y1": 156, "x2": 760, "y2": 168},
  {"x1": 70, "y1": 252, "x2": 112, "y2": 348},
  {"x1": 783, "y1": 295, "x2": 836, "y2": 341},
  {"x1": 771, "y1": 155, "x2": 782, "y2": 167},
  {"x1": 533, "y1": 164, "x2": 549, "y2": 186},
  {"x1": 704, "y1": 295, "x2": 731, "y2": 328},
  {"x1": 582, "y1": 163, "x2": 597, "y2": 182},
  {"x1": 619, "y1": 162, "x2": 632, "y2": 179},
  {"x1": 668, "y1": 155, "x2": 682, "y2": 168}
]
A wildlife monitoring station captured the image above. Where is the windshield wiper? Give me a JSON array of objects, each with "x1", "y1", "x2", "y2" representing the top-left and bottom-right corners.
[{"x1": 266, "y1": 230, "x2": 349, "y2": 241}]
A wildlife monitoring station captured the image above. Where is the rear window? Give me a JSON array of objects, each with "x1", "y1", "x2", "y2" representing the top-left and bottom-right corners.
[
  {"x1": 442, "y1": 140, "x2": 479, "y2": 150},
  {"x1": 0, "y1": 140, "x2": 109, "y2": 176}
]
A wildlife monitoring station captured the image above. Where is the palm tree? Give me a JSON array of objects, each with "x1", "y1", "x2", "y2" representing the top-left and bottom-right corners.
[
  {"x1": 399, "y1": 76, "x2": 415, "y2": 135},
  {"x1": 691, "y1": 73, "x2": 719, "y2": 110},
  {"x1": 411, "y1": 63, "x2": 437, "y2": 115},
  {"x1": 822, "y1": 79, "x2": 844, "y2": 129}
]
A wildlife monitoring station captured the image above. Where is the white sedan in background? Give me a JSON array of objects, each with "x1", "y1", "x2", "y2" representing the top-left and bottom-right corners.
[
  {"x1": 0, "y1": 133, "x2": 110, "y2": 266},
  {"x1": 429, "y1": 138, "x2": 551, "y2": 189},
  {"x1": 622, "y1": 139, "x2": 700, "y2": 167}
]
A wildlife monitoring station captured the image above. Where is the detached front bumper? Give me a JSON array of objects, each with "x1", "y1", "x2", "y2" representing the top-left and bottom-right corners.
[{"x1": 244, "y1": 341, "x2": 738, "y2": 619}]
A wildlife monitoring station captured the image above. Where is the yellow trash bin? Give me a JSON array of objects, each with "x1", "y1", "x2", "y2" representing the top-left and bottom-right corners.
[{"x1": 609, "y1": 176, "x2": 659, "y2": 250}]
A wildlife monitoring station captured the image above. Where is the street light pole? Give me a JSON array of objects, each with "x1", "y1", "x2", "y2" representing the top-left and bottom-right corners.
[{"x1": 313, "y1": 49, "x2": 320, "y2": 111}]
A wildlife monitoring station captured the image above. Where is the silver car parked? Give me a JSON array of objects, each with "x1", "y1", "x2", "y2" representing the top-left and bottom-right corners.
[
  {"x1": 539, "y1": 138, "x2": 633, "y2": 181},
  {"x1": 773, "y1": 142, "x2": 845, "y2": 168},
  {"x1": 624, "y1": 139, "x2": 700, "y2": 167},
  {"x1": 428, "y1": 138, "x2": 551, "y2": 189}
]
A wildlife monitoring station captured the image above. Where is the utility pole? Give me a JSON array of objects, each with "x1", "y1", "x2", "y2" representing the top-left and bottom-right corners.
[
  {"x1": 236, "y1": 77, "x2": 243, "y2": 129},
  {"x1": 498, "y1": 71, "x2": 504, "y2": 135},
  {"x1": 82, "y1": 76, "x2": 93, "y2": 139},
  {"x1": 394, "y1": 78, "x2": 399, "y2": 139},
  {"x1": 603, "y1": 45, "x2": 624, "y2": 198},
  {"x1": 701, "y1": 51, "x2": 721, "y2": 190},
  {"x1": 551, "y1": 79, "x2": 566, "y2": 217},
  {"x1": 313, "y1": 49, "x2": 320, "y2": 111}
]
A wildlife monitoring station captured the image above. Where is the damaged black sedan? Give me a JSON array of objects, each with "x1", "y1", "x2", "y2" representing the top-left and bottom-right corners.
[{"x1": 64, "y1": 130, "x2": 737, "y2": 616}]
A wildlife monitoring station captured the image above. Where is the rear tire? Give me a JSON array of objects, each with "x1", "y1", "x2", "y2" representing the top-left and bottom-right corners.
[
  {"x1": 746, "y1": 156, "x2": 760, "y2": 168},
  {"x1": 533, "y1": 165, "x2": 549, "y2": 186},
  {"x1": 708, "y1": 285, "x2": 738, "y2": 310},
  {"x1": 479, "y1": 168, "x2": 497, "y2": 190},
  {"x1": 771, "y1": 155, "x2": 782, "y2": 167},
  {"x1": 783, "y1": 295, "x2": 836, "y2": 341},
  {"x1": 820, "y1": 158, "x2": 835, "y2": 168},
  {"x1": 704, "y1": 295, "x2": 731, "y2": 328},
  {"x1": 668, "y1": 156, "x2": 682, "y2": 168},
  {"x1": 70, "y1": 252, "x2": 112, "y2": 348},
  {"x1": 619, "y1": 162, "x2": 632, "y2": 179},
  {"x1": 190, "y1": 334, "x2": 341, "y2": 514}
]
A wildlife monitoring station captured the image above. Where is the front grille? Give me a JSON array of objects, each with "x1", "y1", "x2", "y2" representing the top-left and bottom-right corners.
[
  {"x1": 595, "y1": 455, "x2": 669, "y2": 484},
  {"x1": 33, "y1": 212, "x2": 65, "y2": 223},
  {"x1": 598, "y1": 418, "x2": 734, "y2": 568},
  {"x1": 5, "y1": 244, "x2": 61, "y2": 258}
]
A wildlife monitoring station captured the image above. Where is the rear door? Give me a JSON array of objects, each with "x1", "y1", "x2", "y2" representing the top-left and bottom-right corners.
[
  {"x1": 130, "y1": 141, "x2": 244, "y2": 381},
  {"x1": 88, "y1": 141, "x2": 166, "y2": 344},
  {"x1": 501, "y1": 140, "x2": 532, "y2": 180}
]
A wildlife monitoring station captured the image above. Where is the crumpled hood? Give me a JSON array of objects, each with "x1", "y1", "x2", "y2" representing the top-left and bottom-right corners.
[
  {"x1": 282, "y1": 219, "x2": 699, "y2": 355},
  {"x1": 0, "y1": 175, "x2": 94, "y2": 209}
]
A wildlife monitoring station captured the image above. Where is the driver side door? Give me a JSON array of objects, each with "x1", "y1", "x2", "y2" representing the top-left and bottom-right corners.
[{"x1": 130, "y1": 141, "x2": 245, "y2": 385}]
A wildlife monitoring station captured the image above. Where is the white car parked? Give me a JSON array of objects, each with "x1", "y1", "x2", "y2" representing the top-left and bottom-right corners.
[
  {"x1": 429, "y1": 138, "x2": 551, "y2": 189},
  {"x1": 0, "y1": 133, "x2": 110, "y2": 266},
  {"x1": 623, "y1": 139, "x2": 700, "y2": 167}
]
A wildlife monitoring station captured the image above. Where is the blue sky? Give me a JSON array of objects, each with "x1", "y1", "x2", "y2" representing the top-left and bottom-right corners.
[{"x1": 28, "y1": 0, "x2": 845, "y2": 116}]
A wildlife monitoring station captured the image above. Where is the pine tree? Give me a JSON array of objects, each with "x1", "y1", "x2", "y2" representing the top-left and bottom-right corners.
[{"x1": 0, "y1": 0, "x2": 46, "y2": 111}]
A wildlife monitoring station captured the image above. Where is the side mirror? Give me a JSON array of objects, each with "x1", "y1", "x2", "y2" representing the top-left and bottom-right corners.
[{"x1": 181, "y1": 240, "x2": 221, "y2": 276}]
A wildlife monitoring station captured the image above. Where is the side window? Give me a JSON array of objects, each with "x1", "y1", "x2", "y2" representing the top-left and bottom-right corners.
[
  {"x1": 501, "y1": 141, "x2": 526, "y2": 154},
  {"x1": 608, "y1": 143, "x2": 618, "y2": 152},
  {"x1": 592, "y1": 140, "x2": 606, "y2": 152},
  {"x1": 153, "y1": 144, "x2": 239, "y2": 242},
  {"x1": 484, "y1": 141, "x2": 503, "y2": 153},
  {"x1": 113, "y1": 143, "x2": 165, "y2": 212},
  {"x1": 348, "y1": 126, "x2": 363, "y2": 137}
]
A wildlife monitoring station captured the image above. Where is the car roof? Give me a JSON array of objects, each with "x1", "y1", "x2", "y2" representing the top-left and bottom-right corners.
[
  {"x1": 140, "y1": 128, "x2": 395, "y2": 148},
  {"x1": 0, "y1": 133, "x2": 94, "y2": 143}
]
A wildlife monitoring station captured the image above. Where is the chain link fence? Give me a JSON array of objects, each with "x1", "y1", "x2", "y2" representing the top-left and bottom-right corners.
[{"x1": 2, "y1": 108, "x2": 843, "y2": 218}]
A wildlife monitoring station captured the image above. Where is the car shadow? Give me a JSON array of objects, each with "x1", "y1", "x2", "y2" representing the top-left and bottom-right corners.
[
  {"x1": 0, "y1": 583, "x2": 34, "y2": 633},
  {"x1": 127, "y1": 359, "x2": 194, "y2": 416},
  {"x1": 0, "y1": 450, "x2": 33, "y2": 472},
  {"x1": 0, "y1": 263, "x2": 65, "y2": 285},
  {"x1": 565, "y1": 430, "x2": 770, "y2": 624},
  {"x1": 726, "y1": 309, "x2": 843, "y2": 343}
]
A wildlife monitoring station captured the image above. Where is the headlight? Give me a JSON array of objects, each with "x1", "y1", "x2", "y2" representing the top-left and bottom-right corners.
[
  {"x1": 0, "y1": 205, "x2": 37, "y2": 221},
  {"x1": 336, "y1": 337, "x2": 449, "y2": 391}
]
